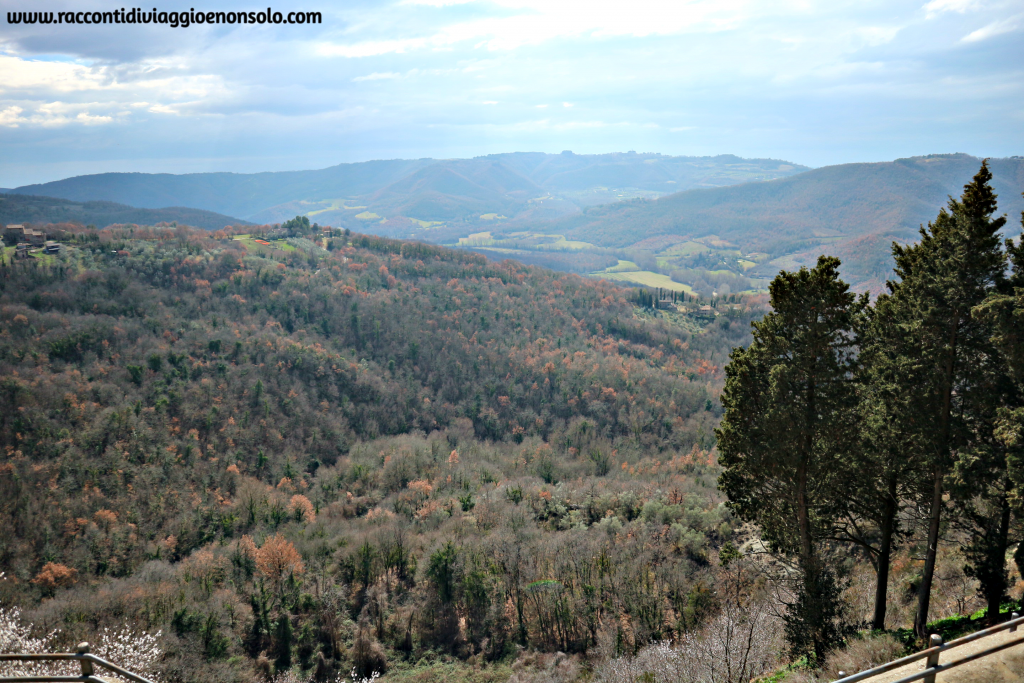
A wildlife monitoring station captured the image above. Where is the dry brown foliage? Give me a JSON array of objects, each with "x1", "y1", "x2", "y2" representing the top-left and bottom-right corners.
[
  {"x1": 288, "y1": 494, "x2": 315, "y2": 522},
  {"x1": 31, "y1": 562, "x2": 78, "y2": 590},
  {"x1": 255, "y1": 534, "x2": 304, "y2": 584}
]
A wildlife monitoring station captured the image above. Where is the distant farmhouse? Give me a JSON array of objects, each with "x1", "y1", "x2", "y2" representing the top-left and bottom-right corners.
[{"x1": 3, "y1": 224, "x2": 46, "y2": 246}]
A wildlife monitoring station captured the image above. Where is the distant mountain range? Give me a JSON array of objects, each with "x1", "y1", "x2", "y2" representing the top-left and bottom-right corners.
[
  {"x1": 3, "y1": 152, "x2": 1021, "y2": 293},
  {"x1": 545, "y1": 153, "x2": 1024, "y2": 291},
  {"x1": 7, "y1": 152, "x2": 808, "y2": 225},
  {"x1": 0, "y1": 193, "x2": 249, "y2": 231}
]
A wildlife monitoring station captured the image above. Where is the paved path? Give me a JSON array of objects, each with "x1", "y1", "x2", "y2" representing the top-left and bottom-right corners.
[{"x1": 865, "y1": 629, "x2": 1024, "y2": 683}]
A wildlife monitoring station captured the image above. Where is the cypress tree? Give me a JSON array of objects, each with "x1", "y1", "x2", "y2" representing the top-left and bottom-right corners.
[
  {"x1": 844, "y1": 293, "x2": 928, "y2": 630},
  {"x1": 883, "y1": 162, "x2": 1007, "y2": 637},
  {"x1": 718, "y1": 255, "x2": 862, "y2": 662},
  {"x1": 969, "y1": 195, "x2": 1024, "y2": 623}
]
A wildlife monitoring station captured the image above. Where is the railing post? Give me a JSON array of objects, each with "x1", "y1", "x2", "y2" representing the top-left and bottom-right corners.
[
  {"x1": 77, "y1": 642, "x2": 94, "y2": 677},
  {"x1": 1012, "y1": 613, "x2": 1020, "y2": 633},
  {"x1": 923, "y1": 633, "x2": 942, "y2": 683}
]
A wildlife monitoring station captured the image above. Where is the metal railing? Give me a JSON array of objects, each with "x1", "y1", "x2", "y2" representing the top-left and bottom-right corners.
[
  {"x1": 833, "y1": 612, "x2": 1024, "y2": 683},
  {"x1": 0, "y1": 642, "x2": 155, "y2": 683}
]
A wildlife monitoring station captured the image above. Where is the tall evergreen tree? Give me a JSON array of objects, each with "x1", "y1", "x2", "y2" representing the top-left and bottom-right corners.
[
  {"x1": 882, "y1": 162, "x2": 1007, "y2": 637},
  {"x1": 974, "y1": 196, "x2": 1024, "y2": 608},
  {"x1": 839, "y1": 295, "x2": 926, "y2": 630},
  {"x1": 718, "y1": 255, "x2": 862, "y2": 662}
]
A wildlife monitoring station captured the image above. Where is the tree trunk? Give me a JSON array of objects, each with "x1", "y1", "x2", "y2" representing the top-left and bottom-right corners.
[
  {"x1": 986, "y1": 489, "x2": 1012, "y2": 626},
  {"x1": 915, "y1": 467, "x2": 944, "y2": 639},
  {"x1": 915, "y1": 319, "x2": 959, "y2": 640},
  {"x1": 872, "y1": 474, "x2": 899, "y2": 630}
]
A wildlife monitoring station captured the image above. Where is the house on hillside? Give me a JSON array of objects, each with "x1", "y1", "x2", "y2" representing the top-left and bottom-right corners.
[{"x1": 3, "y1": 224, "x2": 45, "y2": 246}]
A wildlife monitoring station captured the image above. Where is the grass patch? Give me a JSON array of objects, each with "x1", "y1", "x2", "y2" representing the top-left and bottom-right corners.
[
  {"x1": 307, "y1": 199, "x2": 367, "y2": 216},
  {"x1": 592, "y1": 270, "x2": 694, "y2": 293},
  {"x1": 658, "y1": 240, "x2": 710, "y2": 257},
  {"x1": 535, "y1": 236, "x2": 596, "y2": 251},
  {"x1": 355, "y1": 211, "x2": 382, "y2": 220},
  {"x1": 233, "y1": 237, "x2": 296, "y2": 253},
  {"x1": 457, "y1": 232, "x2": 495, "y2": 246},
  {"x1": 479, "y1": 213, "x2": 507, "y2": 221},
  {"x1": 605, "y1": 259, "x2": 640, "y2": 273},
  {"x1": 411, "y1": 218, "x2": 445, "y2": 228}
]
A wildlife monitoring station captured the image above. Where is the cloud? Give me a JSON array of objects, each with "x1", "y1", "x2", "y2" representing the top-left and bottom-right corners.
[
  {"x1": 0, "y1": 100, "x2": 121, "y2": 127},
  {"x1": 353, "y1": 71, "x2": 402, "y2": 81},
  {"x1": 318, "y1": 0, "x2": 766, "y2": 58},
  {"x1": 962, "y1": 14, "x2": 1022, "y2": 41},
  {"x1": 0, "y1": 0, "x2": 1022, "y2": 183},
  {"x1": 923, "y1": 0, "x2": 981, "y2": 18},
  {"x1": 0, "y1": 106, "x2": 24, "y2": 127}
]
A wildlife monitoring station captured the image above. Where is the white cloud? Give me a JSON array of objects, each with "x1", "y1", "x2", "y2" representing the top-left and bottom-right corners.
[
  {"x1": 0, "y1": 101, "x2": 122, "y2": 127},
  {"x1": 562, "y1": 102, "x2": 573, "y2": 107},
  {"x1": 353, "y1": 71, "x2": 402, "y2": 82},
  {"x1": 76, "y1": 112, "x2": 113, "y2": 125},
  {"x1": 962, "y1": 14, "x2": 1022, "y2": 41},
  {"x1": 923, "y1": 0, "x2": 981, "y2": 18},
  {"x1": 0, "y1": 106, "x2": 24, "y2": 127},
  {"x1": 318, "y1": 0, "x2": 769, "y2": 58}
]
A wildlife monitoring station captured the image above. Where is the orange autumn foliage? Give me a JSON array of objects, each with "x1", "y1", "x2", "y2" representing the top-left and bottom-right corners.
[
  {"x1": 32, "y1": 562, "x2": 78, "y2": 590},
  {"x1": 254, "y1": 533, "x2": 304, "y2": 583}
]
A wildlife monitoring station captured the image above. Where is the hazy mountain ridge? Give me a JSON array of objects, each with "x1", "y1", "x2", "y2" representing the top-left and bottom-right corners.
[
  {"x1": 0, "y1": 192, "x2": 250, "y2": 231},
  {"x1": 10, "y1": 152, "x2": 809, "y2": 224}
]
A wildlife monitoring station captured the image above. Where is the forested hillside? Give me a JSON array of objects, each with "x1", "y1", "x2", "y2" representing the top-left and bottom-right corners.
[
  {"x1": 0, "y1": 224, "x2": 761, "y2": 682},
  {"x1": 548, "y1": 154, "x2": 1024, "y2": 292},
  {"x1": 0, "y1": 193, "x2": 249, "y2": 231}
]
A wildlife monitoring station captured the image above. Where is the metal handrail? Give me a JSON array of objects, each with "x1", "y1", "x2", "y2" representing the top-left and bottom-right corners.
[
  {"x1": 0, "y1": 642, "x2": 155, "y2": 683},
  {"x1": 833, "y1": 612, "x2": 1024, "y2": 683}
]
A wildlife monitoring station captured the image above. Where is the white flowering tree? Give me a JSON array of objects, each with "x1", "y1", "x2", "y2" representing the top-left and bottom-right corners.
[{"x1": 0, "y1": 603, "x2": 162, "y2": 682}]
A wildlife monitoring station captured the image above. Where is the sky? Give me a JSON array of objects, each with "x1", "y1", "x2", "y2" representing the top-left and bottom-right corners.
[{"x1": 0, "y1": 0, "x2": 1022, "y2": 187}]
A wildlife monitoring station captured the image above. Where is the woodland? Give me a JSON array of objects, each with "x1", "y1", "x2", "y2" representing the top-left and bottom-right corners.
[
  {"x1": 0, "y1": 162, "x2": 1023, "y2": 683},
  {"x1": 0, "y1": 214, "x2": 754, "y2": 682}
]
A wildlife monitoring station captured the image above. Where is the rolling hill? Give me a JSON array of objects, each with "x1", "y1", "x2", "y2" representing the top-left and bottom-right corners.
[
  {"x1": 0, "y1": 192, "x2": 249, "y2": 231},
  {"x1": 9, "y1": 153, "x2": 808, "y2": 225},
  {"x1": 540, "y1": 154, "x2": 1024, "y2": 291}
]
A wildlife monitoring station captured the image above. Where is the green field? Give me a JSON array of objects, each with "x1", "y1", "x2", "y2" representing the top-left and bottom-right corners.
[
  {"x1": 233, "y1": 236, "x2": 296, "y2": 252},
  {"x1": 659, "y1": 240, "x2": 710, "y2": 257},
  {"x1": 456, "y1": 231, "x2": 595, "y2": 251},
  {"x1": 606, "y1": 259, "x2": 640, "y2": 272},
  {"x1": 355, "y1": 211, "x2": 382, "y2": 220},
  {"x1": 534, "y1": 235, "x2": 595, "y2": 251},
  {"x1": 592, "y1": 270, "x2": 695, "y2": 293},
  {"x1": 410, "y1": 218, "x2": 445, "y2": 228},
  {"x1": 306, "y1": 199, "x2": 366, "y2": 216}
]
